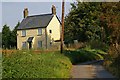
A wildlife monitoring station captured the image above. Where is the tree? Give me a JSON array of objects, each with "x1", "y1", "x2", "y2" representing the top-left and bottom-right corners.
[
  {"x1": 100, "y1": 3, "x2": 120, "y2": 77},
  {"x1": 64, "y1": 2, "x2": 102, "y2": 43},
  {"x1": 100, "y1": 2, "x2": 120, "y2": 44},
  {"x1": 10, "y1": 22, "x2": 20, "y2": 49},
  {"x1": 2, "y1": 22, "x2": 20, "y2": 49},
  {"x1": 2, "y1": 24, "x2": 11, "y2": 49},
  {"x1": 100, "y1": 2, "x2": 120, "y2": 57},
  {"x1": 0, "y1": 32, "x2": 2, "y2": 48}
]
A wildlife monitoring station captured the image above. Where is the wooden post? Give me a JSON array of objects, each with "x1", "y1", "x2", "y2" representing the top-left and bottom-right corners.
[{"x1": 61, "y1": 0, "x2": 65, "y2": 53}]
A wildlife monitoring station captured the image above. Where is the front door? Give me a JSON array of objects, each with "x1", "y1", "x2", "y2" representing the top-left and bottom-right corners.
[{"x1": 29, "y1": 42, "x2": 32, "y2": 49}]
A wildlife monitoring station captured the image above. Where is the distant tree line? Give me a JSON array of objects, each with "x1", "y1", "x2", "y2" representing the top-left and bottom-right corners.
[{"x1": 2, "y1": 22, "x2": 20, "y2": 49}]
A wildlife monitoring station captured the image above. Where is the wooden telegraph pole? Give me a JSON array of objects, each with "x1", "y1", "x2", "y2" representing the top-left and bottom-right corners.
[{"x1": 61, "y1": 0, "x2": 65, "y2": 53}]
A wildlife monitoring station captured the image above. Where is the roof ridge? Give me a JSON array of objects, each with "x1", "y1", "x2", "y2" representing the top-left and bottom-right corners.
[{"x1": 28, "y1": 13, "x2": 53, "y2": 17}]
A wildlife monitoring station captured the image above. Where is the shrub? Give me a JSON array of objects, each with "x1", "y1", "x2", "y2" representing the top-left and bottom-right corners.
[
  {"x1": 2, "y1": 51, "x2": 72, "y2": 78},
  {"x1": 86, "y1": 40, "x2": 109, "y2": 52},
  {"x1": 104, "y1": 45, "x2": 120, "y2": 78}
]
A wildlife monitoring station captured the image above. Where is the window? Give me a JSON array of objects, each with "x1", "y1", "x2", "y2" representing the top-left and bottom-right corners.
[
  {"x1": 38, "y1": 28, "x2": 42, "y2": 35},
  {"x1": 38, "y1": 41, "x2": 42, "y2": 48},
  {"x1": 49, "y1": 30, "x2": 52, "y2": 33},
  {"x1": 50, "y1": 42, "x2": 52, "y2": 46},
  {"x1": 22, "y1": 42, "x2": 26, "y2": 49},
  {"x1": 22, "y1": 30, "x2": 26, "y2": 36}
]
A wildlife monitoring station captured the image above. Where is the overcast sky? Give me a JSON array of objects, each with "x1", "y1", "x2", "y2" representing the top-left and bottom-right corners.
[{"x1": 1, "y1": 1, "x2": 74, "y2": 32}]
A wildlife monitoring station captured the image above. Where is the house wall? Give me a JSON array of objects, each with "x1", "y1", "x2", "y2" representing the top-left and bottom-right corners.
[
  {"x1": 17, "y1": 28, "x2": 46, "y2": 50},
  {"x1": 17, "y1": 15, "x2": 61, "y2": 50},
  {"x1": 46, "y1": 15, "x2": 61, "y2": 49}
]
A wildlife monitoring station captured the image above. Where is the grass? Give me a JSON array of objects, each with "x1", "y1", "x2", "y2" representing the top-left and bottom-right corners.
[
  {"x1": 2, "y1": 50, "x2": 72, "y2": 78},
  {"x1": 2, "y1": 47, "x2": 107, "y2": 78},
  {"x1": 64, "y1": 47, "x2": 107, "y2": 64}
]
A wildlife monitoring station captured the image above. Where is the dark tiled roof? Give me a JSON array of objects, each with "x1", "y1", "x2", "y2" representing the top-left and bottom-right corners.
[{"x1": 17, "y1": 13, "x2": 54, "y2": 30}]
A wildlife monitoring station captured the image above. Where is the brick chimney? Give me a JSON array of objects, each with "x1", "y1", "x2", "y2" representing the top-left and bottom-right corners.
[
  {"x1": 23, "y1": 8, "x2": 28, "y2": 18},
  {"x1": 51, "y1": 5, "x2": 56, "y2": 15}
]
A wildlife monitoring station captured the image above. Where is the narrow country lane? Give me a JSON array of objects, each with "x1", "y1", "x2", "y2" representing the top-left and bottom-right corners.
[
  {"x1": 71, "y1": 60, "x2": 117, "y2": 79},
  {"x1": 72, "y1": 65, "x2": 95, "y2": 78}
]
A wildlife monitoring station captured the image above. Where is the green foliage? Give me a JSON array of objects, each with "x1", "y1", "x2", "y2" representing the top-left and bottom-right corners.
[
  {"x1": 101, "y1": 2, "x2": 120, "y2": 78},
  {"x1": 64, "y1": 2, "x2": 102, "y2": 43},
  {"x1": 64, "y1": 2, "x2": 120, "y2": 45},
  {"x1": 2, "y1": 51, "x2": 72, "y2": 78},
  {"x1": 111, "y1": 54, "x2": 120, "y2": 78},
  {"x1": 83, "y1": 46, "x2": 107, "y2": 55},
  {"x1": 2, "y1": 24, "x2": 11, "y2": 49},
  {"x1": 2, "y1": 22, "x2": 20, "y2": 49},
  {"x1": 86, "y1": 40, "x2": 109, "y2": 52},
  {"x1": 100, "y1": 2, "x2": 120, "y2": 44},
  {"x1": 104, "y1": 54, "x2": 120, "y2": 78},
  {"x1": 64, "y1": 48, "x2": 106, "y2": 64},
  {"x1": 10, "y1": 22, "x2": 20, "y2": 48},
  {"x1": 0, "y1": 32, "x2": 2, "y2": 48}
]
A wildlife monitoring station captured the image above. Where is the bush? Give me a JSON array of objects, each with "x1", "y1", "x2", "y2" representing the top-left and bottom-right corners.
[
  {"x1": 86, "y1": 40, "x2": 109, "y2": 52},
  {"x1": 110, "y1": 54, "x2": 120, "y2": 78},
  {"x1": 2, "y1": 51, "x2": 72, "y2": 78},
  {"x1": 104, "y1": 45, "x2": 120, "y2": 78}
]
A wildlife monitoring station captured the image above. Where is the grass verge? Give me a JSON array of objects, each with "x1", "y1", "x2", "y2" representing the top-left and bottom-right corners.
[
  {"x1": 2, "y1": 50, "x2": 72, "y2": 78},
  {"x1": 64, "y1": 47, "x2": 107, "y2": 64}
]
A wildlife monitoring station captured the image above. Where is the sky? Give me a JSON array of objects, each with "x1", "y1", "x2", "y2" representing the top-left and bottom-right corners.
[
  {"x1": 0, "y1": 2, "x2": 2, "y2": 32},
  {"x1": 1, "y1": 1, "x2": 75, "y2": 32},
  {"x1": 1, "y1": 0, "x2": 119, "y2": 32}
]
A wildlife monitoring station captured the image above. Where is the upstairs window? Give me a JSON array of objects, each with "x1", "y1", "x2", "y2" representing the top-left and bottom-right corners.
[
  {"x1": 49, "y1": 30, "x2": 52, "y2": 33},
  {"x1": 38, "y1": 28, "x2": 42, "y2": 35},
  {"x1": 22, "y1": 30, "x2": 26, "y2": 36}
]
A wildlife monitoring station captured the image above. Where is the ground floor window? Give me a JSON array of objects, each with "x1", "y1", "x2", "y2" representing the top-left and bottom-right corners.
[
  {"x1": 22, "y1": 42, "x2": 27, "y2": 49},
  {"x1": 50, "y1": 42, "x2": 52, "y2": 46},
  {"x1": 38, "y1": 41, "x2": 42, "y2": 48}
]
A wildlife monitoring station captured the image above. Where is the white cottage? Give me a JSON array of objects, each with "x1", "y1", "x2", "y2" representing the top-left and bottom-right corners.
[{"x1": 17, "y1": 5, "x2": 61, "y2": 50}]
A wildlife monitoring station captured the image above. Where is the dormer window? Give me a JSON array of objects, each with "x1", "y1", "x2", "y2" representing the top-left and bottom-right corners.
[
  {"x1": 38, "y1": 28, "x2": 42, "y2": 35},
  {"x1": 22, "y1": 30, "x2": 26, "y2": 37}
]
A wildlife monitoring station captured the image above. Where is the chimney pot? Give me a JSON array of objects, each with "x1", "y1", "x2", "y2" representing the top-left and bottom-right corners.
[
  {"x1": 52, "y1": 5, "x2": 56, "y2": 15},
  {"x1": 23, "y1": 8, "x2": 28, "y2": 18}
]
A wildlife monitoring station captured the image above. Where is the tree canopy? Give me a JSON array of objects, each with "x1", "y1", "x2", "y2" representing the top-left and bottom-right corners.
[
  {"x1": 64, "y1": 2, "x2": 102, "y2": 43},
  {"x1": 64, "y1": 2, "x2": 120, "y2": 45},
  {"x1": 2, "y1": 24, "x2": 11, "y2": 49},
  {"x1": 2, "y1": 22, "x2": 20, "y2": 49}
]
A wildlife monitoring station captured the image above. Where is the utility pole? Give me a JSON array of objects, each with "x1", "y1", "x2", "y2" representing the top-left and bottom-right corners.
[{"x1": 61, "y1": 0, "x2": 65, "y2": 53}]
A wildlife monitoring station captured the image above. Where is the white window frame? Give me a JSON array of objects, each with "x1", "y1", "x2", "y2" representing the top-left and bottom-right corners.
[
  {"x1": 22, "y1": 42, "x2": 27, "y2": 49},
  {"x1": 38, "y1": 41, "x2": 42, "y2": 48},
  {"x1": 22, "y1": 30, "x2": 26, "y2": 36},
  {"x1": 38, "y1": 28, "x2": 42, "y2": 35}
]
